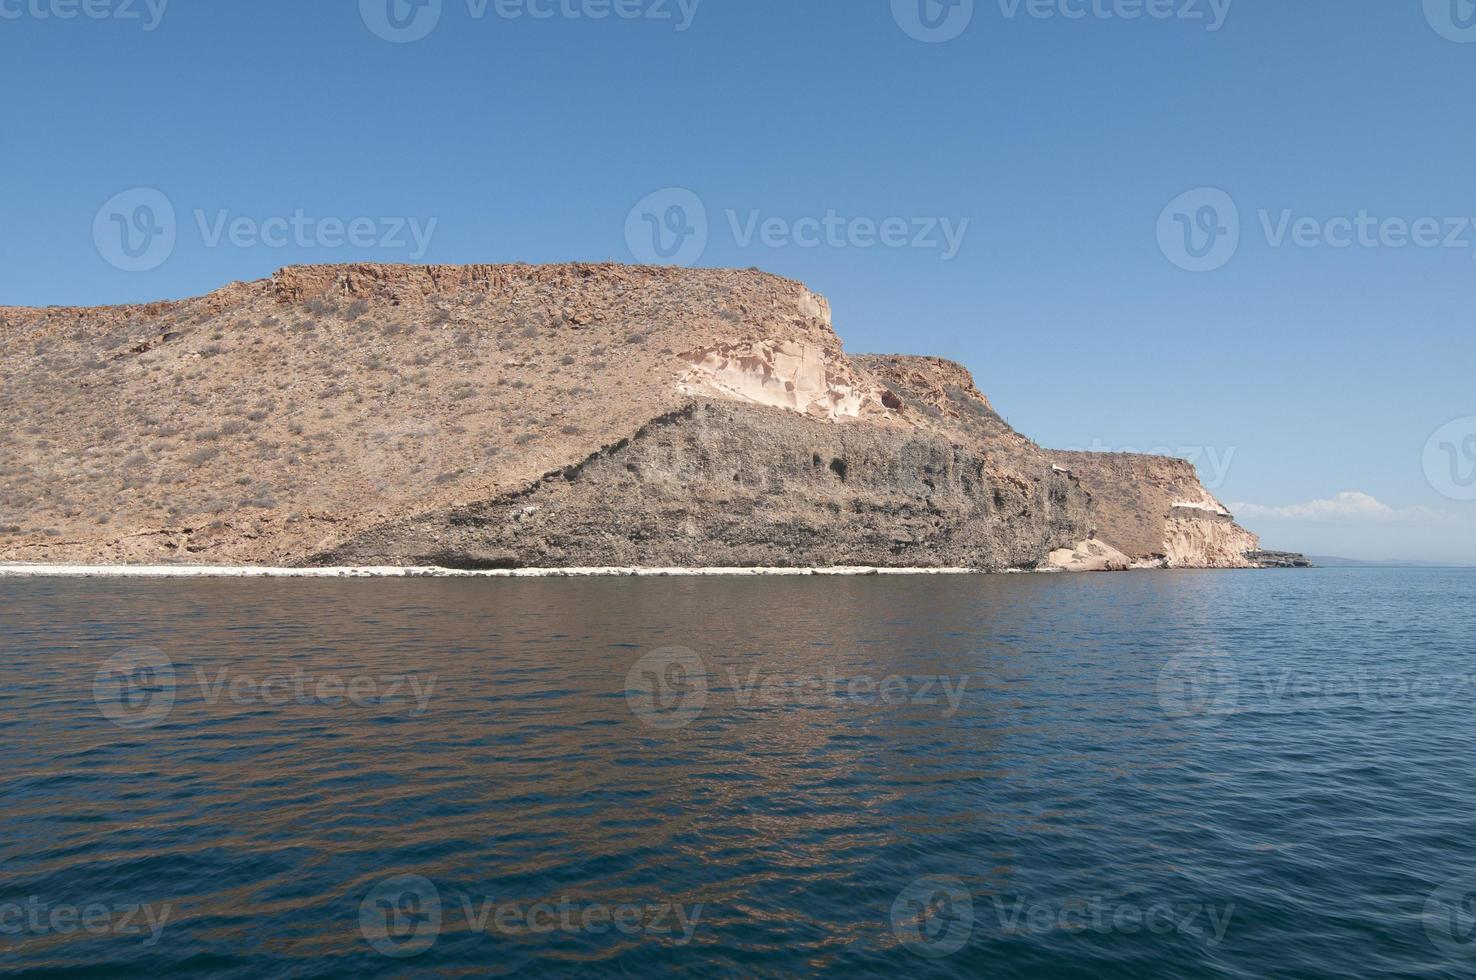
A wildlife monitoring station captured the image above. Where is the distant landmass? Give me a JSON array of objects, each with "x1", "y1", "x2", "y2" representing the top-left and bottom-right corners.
[
  {"x1": 1308, "y1": 556, "x2": 1475, "y2": 568},
  {"x1": 1, "y1": 263, "x2": 1306, "y2": 572}
]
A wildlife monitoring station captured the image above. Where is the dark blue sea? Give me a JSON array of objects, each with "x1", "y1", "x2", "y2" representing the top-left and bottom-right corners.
[{"x1": 3, "y1": 568, "x2": 1474, "y2": 977}]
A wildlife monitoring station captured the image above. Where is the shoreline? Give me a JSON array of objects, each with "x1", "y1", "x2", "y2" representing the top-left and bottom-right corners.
[{"x1": 0, "y1": 563, "x2": 1023, "y2": 579}]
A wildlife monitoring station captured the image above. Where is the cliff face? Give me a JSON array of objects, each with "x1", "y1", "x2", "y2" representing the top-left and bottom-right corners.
[
  {"x1": 1050, "y1": 452, "x2": 1261, "y2": 568},
  {"x1": 0, "y1": 263, "x2": 1261, "y2": 571}
]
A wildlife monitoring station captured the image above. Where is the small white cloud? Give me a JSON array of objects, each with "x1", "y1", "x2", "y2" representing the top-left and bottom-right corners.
[{"x1": 1231, "y1": 491, "x2": 1422, "y2": 523}]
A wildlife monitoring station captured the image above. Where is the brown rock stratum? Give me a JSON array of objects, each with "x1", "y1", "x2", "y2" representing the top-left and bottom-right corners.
[{"x1": 0, "y1": 263, "x2": 1265, "y2": 571}]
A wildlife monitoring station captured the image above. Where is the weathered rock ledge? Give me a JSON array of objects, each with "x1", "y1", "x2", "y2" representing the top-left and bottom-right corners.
[{"x1": 1248, "y1": 551, "x2": 1315, "y2": 569}]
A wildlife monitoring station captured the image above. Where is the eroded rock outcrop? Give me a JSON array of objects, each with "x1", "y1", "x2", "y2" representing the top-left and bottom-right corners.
[{"x1": 0, "y1": 262, "x2": 1265, "y2": 571}]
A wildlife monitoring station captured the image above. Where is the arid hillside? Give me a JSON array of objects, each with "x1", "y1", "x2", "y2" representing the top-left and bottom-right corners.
[{"x1": 0, "y1": 263, "x2": 1261, "y2": 570}]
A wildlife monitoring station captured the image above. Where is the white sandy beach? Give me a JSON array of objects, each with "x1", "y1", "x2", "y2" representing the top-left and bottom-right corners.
[{"x1": 0, "y1": 564, "x2": 1018, "y2": 579}]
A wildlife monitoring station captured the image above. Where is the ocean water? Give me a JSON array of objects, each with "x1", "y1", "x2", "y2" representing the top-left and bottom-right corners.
[{"x1": 2, "y1": 568, "x2": 1474, "y2": 978}]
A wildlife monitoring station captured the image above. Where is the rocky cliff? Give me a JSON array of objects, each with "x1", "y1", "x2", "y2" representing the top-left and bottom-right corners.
[{"x1": 0, "y1": 263, "x2": 1265, "y2": 571}]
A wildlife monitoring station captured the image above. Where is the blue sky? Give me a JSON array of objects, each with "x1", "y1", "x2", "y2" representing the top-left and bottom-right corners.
[{"x1": 2, "y1": 0, "x2": 1473, "y2": 561}]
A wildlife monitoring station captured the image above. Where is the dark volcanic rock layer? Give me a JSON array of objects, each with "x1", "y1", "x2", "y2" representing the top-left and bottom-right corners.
[{"x1": 314, "y1": 400, "x2": 1090, "y2": 569}]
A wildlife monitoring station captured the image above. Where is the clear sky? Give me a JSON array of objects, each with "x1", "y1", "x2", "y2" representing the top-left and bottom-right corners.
[{"x1": 2, "y1": 0, "x2": 1473, "y2": 561}]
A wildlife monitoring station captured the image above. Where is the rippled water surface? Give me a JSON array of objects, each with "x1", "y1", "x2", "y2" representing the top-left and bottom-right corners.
[{"x1": 3, "y1": 568, "x2": 1475, "y2": 977}]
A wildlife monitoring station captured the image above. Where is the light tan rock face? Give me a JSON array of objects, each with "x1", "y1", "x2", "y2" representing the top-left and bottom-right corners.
[
  {"x1": 1049, "y1": 452, "x2": 1261, "y2": 569},
  {"x1": 1048, "y1": 538, "x2": 1133, "y2": 573},
  {"x1": 677, "y1": 340, "x2": 892, "y2": 421},
  {"x1": 0, "y1": 263, "x2": 1257, "y2": 570}
]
